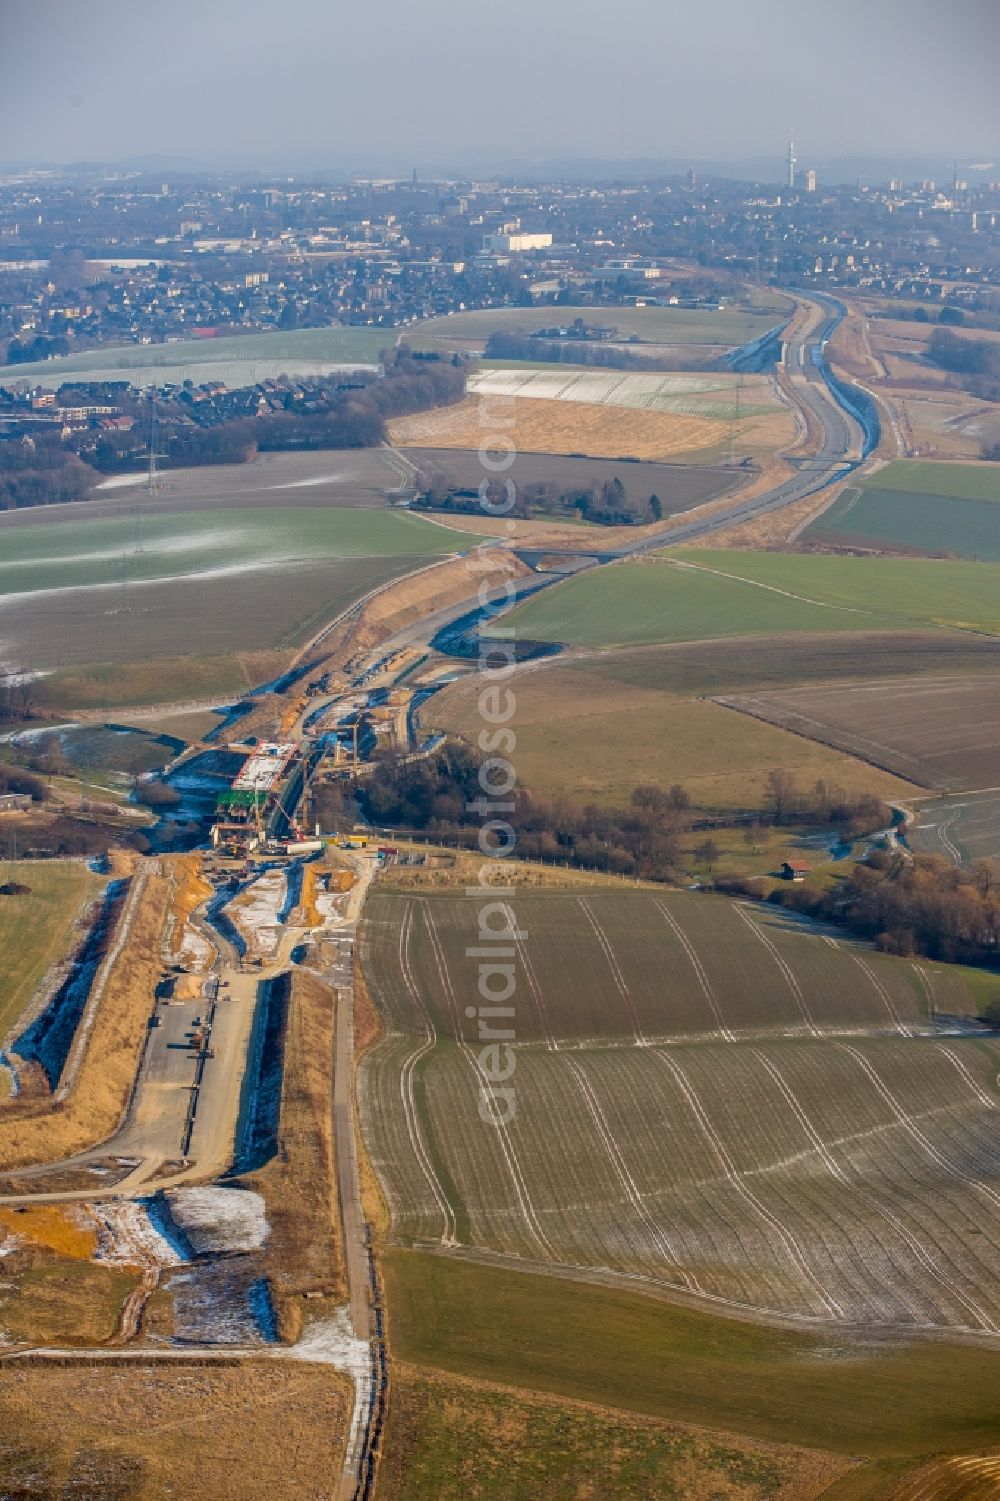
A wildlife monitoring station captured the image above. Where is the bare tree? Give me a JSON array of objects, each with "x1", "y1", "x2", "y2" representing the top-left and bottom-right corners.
[{"x1": 766, "y1": 769, "x2": 798, "y2": 826}]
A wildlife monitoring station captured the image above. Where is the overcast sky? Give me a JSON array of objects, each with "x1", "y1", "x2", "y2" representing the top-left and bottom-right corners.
[{"x1": 1, "y1": 0, "x2": 996, "y2": 172}]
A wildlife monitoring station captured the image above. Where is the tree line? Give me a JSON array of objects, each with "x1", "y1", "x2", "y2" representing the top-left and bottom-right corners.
[
  {"x1": 771, "y1": 846, "x2": 1000, "y2": 971},
  {"x1": 0, "y1": 436, "x2": 96, "y2": 510},
  {"x1": 359, "y1": 748, "x2": 891, "y2": 883},
  {"x1": 926, "y1": 329, "x2": 1000, "y2": 403},
  {"x1": 412, "y1": 473, "x2": 663, "y2": 526},
  {"x1": 483, "y1": 330, "x2": 667, "y2": 370}
]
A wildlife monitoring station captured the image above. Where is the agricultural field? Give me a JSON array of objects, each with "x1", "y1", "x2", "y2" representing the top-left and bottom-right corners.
[
  {"x1": 389, "y1": 393, "x2": 743, "y2": 463},
  {"x1": 858, "y1": 462, "x2": 1000, "y2": 501},
  {"x1": 0, "y1": 506, "x2": 475, "y2": 597},
  {"x1": 500, "y1": 551, "x2": 1000, "y2": 648},
  {"x1": 359, "y1": 887, "x2": 1000, "y2": 1332},
  {"x1": 395, "y1": 446, "x2": 738, "y2": 519},
  {"x1": 429, "y1": 648, "x2": 913, "y2": 810},
  {"x1": 386, "y1": 1252, "x2": 1000, "y2": 1499},
  {"x1": 561, "y1": 630, "x2": 1000, "y2": 697},
  {"x1": 38, "y1": 650, "x2": 290, "y2": 715},
  {"x1": 0, "y1": 861, "x2": 102, "y2": 1046},
  {"x1": 804, "y1": 460, "x2": 1000, "y2": 558},
  {"x1": 380, "y1": 1362, "x2": 851, "y2": 1501},
  {"x1": 909, "y1": 791, "x2": 1000, "y2": 867},
  {"x1": 53, "y1": 448, "x2": 408, "y2": 520},
  {"x1": 714, "y1": 672, "x2": 1000, "y2": 794},
  {"x1": 0, "y1": 503, "x2": 481, "y2": 682},
  {"x1": 468, "y1": 366, "x2": 781, "y2": 419},
  {"x1": 408, "y1": 303, "x2": 783, "y2": 355},
  {"x1": 0, "y1": 325, "x2": 388, "y2": 387}
]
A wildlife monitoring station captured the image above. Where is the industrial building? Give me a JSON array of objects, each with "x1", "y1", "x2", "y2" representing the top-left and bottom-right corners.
[{"x1": 483, "y1": 231, "x2": 553, "y2": 253}]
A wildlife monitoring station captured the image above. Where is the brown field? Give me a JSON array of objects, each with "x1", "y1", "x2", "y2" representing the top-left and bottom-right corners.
[
  {"x1": 714, "y1": 672, "x2": 1000, "y2": 793},
  {"x1": 394, "y1": 445, "x2": 740, "y2": 507},
  {"x1": 391, "y1": 446, "x2": 743, "y2": 545},
  {"x1": 0, "y1": 1251, "x2": 138, "y2": 1347},
  {"x1": 4, "y1": 554, "x2": 424, "y2": 677},
  {"x1": 389, "y1": 393, "x2": 762, "y2": 463},
  {"x1": 0, "y1": 1204, "x2": 97, "y2": 1262},
  {"x1": 379, "y1": 1362, "x2": 852, "y2": 1501},
  {"x1": 42, "y1": 650, "x2": 291, "y2": 715},
  {"x1": 0, "y1": 1361, "x2": 351, "y2": 1500},
  {"x1": 561, "y1": 631, "x2": 1000, "y2": 697},
  {"x1": 0, "y1": 449, "x2": 403, "y2": 536},
  {"x1": 0, "y1": 857, "x2": 170, "y2": 1170},
  {"x1": 908, "y1": 790, "x2": 1000, "y2": 867},
  {"x1": 374, "y1": 841, "x2": 661, "y2": 892},
  {"x1": 430, "y1": 648, "x2": 916, "y2": 810}
]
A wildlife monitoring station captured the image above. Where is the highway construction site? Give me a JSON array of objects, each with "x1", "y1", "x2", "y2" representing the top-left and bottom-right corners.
[{"x1": 0, "y1": 290, "x2": 888, "y2": 1500}]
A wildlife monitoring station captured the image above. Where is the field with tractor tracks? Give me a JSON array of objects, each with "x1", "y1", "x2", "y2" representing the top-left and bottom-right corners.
[{"x1": 358, "y1": 887, "x2": 1000, "y2": 1333}]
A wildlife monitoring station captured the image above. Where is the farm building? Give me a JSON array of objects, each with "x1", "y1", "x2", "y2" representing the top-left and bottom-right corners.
[
  {"x1": 0, "y1": 792, "x2": 32, "y2": 813},
  {"x1": 781, "y1": 859, "x2": 810, "y2": 882}
]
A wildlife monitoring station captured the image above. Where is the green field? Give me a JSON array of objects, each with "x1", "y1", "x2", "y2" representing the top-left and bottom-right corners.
[
  {"x1": 501, "y1": 552, "x2": 1000, "y2": 647},
  {"x1": 676, "y1": 551, "x2": 1000, "y2": 634},
  {"x1": 385, "y1": 1251, "x2": 1000, "y2": 1495},
  {"x1": 381, "y1": 1362, "x2": 850, "y2": 1500},
  {"x1": 0, "y1": 506, "x2": 477, "y2": 598},
  {"x1": 0, "y1": 861, "x2": 101, "y2": 1044},
  {"x1": 37, "y1": 652, "x2": 287, "y2": 713},
  {"x1": 804, "y1": 461, "x2": 1000, "y2": 560},
  {"x1": 856, "y1": 461, "x2": 1000, "y2": 501},
  {"x1": 0, "y1": 506, "x2": 482, "y2": 683},
  {"x1": 410, "y1": 303, "x2": 780, "y2": 351},
  {"x1": 0, "y1": 326, "x2": 389, "y2": 386}
]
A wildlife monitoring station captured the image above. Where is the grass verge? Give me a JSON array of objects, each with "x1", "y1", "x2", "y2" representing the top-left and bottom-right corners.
[
  {"x1": 0, "y1": 857, "x2": 170, "y2": 1170},
  {"x1": 0, "y1": 861, "x2": 101, "y2": 1045}
]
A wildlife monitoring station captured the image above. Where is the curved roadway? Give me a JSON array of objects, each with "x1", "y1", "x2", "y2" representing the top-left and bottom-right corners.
[{"x1": 622, "y1": 293, "x2": 862, "y2": 553}]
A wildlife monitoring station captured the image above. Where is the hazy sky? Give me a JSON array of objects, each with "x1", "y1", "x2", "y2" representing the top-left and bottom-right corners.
[{"x1": 1, "y1": 0, "x2": 997, "y2": 171}]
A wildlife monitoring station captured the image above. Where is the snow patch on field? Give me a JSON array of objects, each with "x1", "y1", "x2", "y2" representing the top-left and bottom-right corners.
[
  {"x1": 277, "y1": 1305, "x2": 369, "y2": 1373},
  {"x1": 90, "y1": 1200, "x2": 183, "y2": 1269},
  {"x1": 96, "y1": 473, "x2": 146, "y2": 490},
  {"x1": 178, "y1": 922, "x2": 213, "y2": 971},
  {"x1": 226, "y1": 869, "x2": 286, "y2": 956},
  {"x1": 468, "y1": 366, "x2": 772, "y2": 417},
  {"x1": 161, "y1": 1186, "x2": 270, "y2": 1257},
  {"x1": 275, "y1": 1306, "x2": 373, "y2": 1460},
  {"x1": 314, "y1": 889, "x2": 347, "y2": 923},
  {"x1": 167, "y1": 1255, "x2": 277, "y2": 1345},
  {"x1": 269, "y1": 471, "x2": 364, "y2": 489}
]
